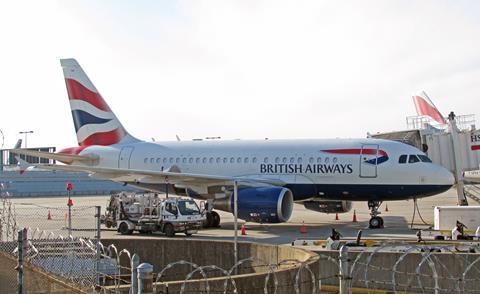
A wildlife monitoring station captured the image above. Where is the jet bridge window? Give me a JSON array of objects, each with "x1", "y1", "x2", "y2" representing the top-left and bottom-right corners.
[
  {"x1": 408, "y1": 155, "x2": 420, "y2": 163},
  {"x1": 418, "y1": 155, "x2": 432, "y2": 163},
  {"x1": 399, "y1": 155, "x2": 407, "y2": 164}
]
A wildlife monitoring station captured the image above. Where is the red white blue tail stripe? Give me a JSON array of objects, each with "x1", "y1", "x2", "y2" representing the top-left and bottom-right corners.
[{"x1": 61, "y1": 59, "x2": 135, "y2": 147}]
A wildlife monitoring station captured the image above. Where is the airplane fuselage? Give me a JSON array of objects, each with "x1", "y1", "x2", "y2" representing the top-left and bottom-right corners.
[{"x1": 78, "y1": 137, "x2": 453, "y2": 202}]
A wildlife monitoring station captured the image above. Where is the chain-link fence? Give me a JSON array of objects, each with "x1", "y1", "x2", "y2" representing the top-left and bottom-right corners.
[{"x1": 2, "y1": 192, "x2": 480, "y2": 293}]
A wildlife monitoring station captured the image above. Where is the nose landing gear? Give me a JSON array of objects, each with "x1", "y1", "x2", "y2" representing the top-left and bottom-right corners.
[{"x1": 368, "y1": 200, "x2": 384, "y2": 229}]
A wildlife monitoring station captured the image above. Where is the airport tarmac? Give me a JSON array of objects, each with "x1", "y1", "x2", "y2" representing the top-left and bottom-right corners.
[{"x1": 9, "y1": 188, "x2": 465, "y2": 246}]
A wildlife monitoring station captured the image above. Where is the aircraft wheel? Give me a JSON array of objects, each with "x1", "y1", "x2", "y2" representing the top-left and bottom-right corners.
[
  {"x1": 211, "y1": 211, "x2": 221, "y2": 227},
  {"x1": 203, "y1": 212, "x2": 213, "y2": 228},
  {"x1": 369, "y1": 216, "x2": 383, "y2": 229},
  {"x1": 164, "y1": 223, "x2": 175, "y2": 237},
  {"x1": 185, "y1": 232, "x2": 193, "y2": 237}
]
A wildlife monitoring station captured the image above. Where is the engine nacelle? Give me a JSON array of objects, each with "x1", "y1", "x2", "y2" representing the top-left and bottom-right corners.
[
  {"x1": 303, "y1": 200, "x2": 352, "y2": 213},
  {"x1": 214, "y1": 187, "x2": 294, "y2": 223}
]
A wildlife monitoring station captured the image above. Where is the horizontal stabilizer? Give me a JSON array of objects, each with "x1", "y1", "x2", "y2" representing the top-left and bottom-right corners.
[{"x1": 8, "y1": 149, "x2": 97, "y2": 164}]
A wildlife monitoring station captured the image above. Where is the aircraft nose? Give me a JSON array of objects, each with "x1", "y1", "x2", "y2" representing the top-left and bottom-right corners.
[{"x1": 439, "y1": 167, "x2": 455, "y2": 186}]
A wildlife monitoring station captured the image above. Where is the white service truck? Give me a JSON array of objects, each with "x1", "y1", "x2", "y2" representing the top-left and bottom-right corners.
[{"x1": 104, "y1": 193, "x2": 205, "y2": 237}]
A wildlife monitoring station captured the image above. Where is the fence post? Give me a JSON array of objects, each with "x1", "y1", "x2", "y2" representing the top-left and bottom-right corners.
[
  {"x1": 339, "y1": 245, "x2": 350, "y2": 294},
  {"x1": 16, "y1": 228, "x2": 27, "y2": 294},
  {"x1": 137, "y1": 263, "x2": 153, "y2": 294},
  {"x1": 131, "y1": 254, "x2": 140, "y2": 294},
  {"x1": 95, "y1": 206, "x2": 101, "y2": 286}
]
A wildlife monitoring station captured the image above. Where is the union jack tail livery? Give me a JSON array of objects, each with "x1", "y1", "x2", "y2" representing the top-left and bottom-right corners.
[
  {"x1": 61, "y1": 59, "x2": 138, "y2": 147},
  {"x1": 412, "y1": 91, "x2": 447, "y2": 124}
]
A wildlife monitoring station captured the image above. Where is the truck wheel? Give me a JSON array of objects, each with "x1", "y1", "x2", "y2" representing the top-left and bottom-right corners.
[
  {"x1": 211, "y1": 211, "x2": 221, "y2": 227},
  {"x1": 164, "y1": 223, "x2": 175, "y2": 237},
  {"x1": 118, "y1": 222, "x2": 132, "y2": 235}
]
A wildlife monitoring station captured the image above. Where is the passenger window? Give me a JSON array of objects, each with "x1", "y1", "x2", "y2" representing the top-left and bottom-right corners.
[
  {"x1": 216, "y1": 157, "x2": 221, "y2": 164},
  {"x1": 203, "y1": 157, "x2": 207, "y2": 164},
  {"x1": 317, "y1": 157, "x2": 322, "y2": 163},
  {"x1": 150, "y1": 158, "x2": 155, "y2": 164},
  {"x1": 297, "y1": 157, "x2": 303, "y2": 164},
  {"x1": 237, "y1": 157, "x2": 242, "y2": 163},
  {"x1": 176, "y1": 158, "x2": 180, "y2": 164},
  {"x1": 252, "y1": 157, "x2": 257, "y2": 163},
  {"x1": 144, "y1": 158, "x2": 148, "y2": 164},
  {"x1": 244, "y1": 157, "x2": 249, "y2": 163},
  {"x1": 163, "y1": 158, "x2": 167, "y2": 164},
  {"x1": 408, "y1": 155, "x2": 420, "y2": 163},
  {"x1": 290, "y1": 157, "x2": 295, "y2": 163},
  {"x1": 333, "y1": 157, "x2": 337, "y2": 163},
  {"x1": 309, "y1": 157, "x2": 314, "y2": 163},
  {"x1": 209, "y1": 157, "x2": 214, "y2": 164},
  {"x1": 275, "y1": 157, "x2": 280, "y2": 163},
  {"x1": 230, "y1": 157, "x2": 235, "y2": 163},
  {"x1": 182, "y1": 158, "x2": 187, "y2": 163},
  {"x1": 282, "y1": 157, "x2": 287, "y2": 163},
  {"x1": 399, "y1": 155, "x2": 407, "y2": 164},
  {"x1": 189, "y1": 158, "x2": 193, "y2": 164},
  {"x1": 223, "y1": 157, "x2": 228, "y2": 164},
  {"x1": 325, "y1": 158, "x2": 330, "y2": 163},
  {"x1": 264, "y1": 157, "x2": 269, "y2": 163},
  {"x1": 195, "y1": 158, "x2": 200, "y2": 164},
  {"x1": 418, "y1": 155, "x2": 432, "y2": 163},
  {"x1": 170, "y1": 158, "x2": 174, "y2": 164}
]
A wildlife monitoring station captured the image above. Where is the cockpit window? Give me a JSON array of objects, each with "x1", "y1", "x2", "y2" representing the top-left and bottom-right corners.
[
  {"x1": 408, "y1": 155, "x2": 420, "y2": 163},
  {"x1": 418, "y1": 155, "x2": 432, "y2": 163},
  {"x1": 398, "y1": 155, "x2": 407, "y2": 164}
]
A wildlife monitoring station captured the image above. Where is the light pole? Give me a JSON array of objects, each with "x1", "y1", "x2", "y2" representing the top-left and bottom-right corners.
[{"x1": 18, "y1": 131, "x2": 33, "y2": 148}]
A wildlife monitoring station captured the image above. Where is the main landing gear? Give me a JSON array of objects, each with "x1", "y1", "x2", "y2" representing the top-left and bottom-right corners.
[
  {"x1": 203, "y1": 210, "x2": 221, "y2": 228},
  {"x1": 368, "y1": 200, "x2": 384, "y2": 229}
]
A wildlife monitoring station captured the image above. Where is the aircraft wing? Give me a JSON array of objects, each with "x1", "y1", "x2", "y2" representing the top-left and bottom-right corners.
[
  {"x1": 8, "y1": 149, "x2": 97, "y2": 164},
  {"x1": 37, "y1": 164, "x2": 285, "y2": 187}
]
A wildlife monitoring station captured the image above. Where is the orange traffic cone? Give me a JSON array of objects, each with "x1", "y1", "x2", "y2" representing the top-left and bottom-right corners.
[
  {"x1": 335, "y1": 213, "x2": 339, "y2": 221},
  {"x1": 47, "y1": 211, "x2": 52, "y2": 220},
  {"x1": 300, "y1": 221, "x2": 307, "y2": 234},
  {"x1": 352, "y1": 210, "x2": 357, "y2": 223},
  {"x1": 385, "y1": 204, "x2": 389, "y2": 212},
  {"x1": 241, "y1": 224, "x2": 246, "y2": 236}
]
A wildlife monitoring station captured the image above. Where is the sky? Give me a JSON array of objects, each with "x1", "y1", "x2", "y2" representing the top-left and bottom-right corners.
[{"x1": 0, "y1": 0, "x2": 478, "y2": 149}]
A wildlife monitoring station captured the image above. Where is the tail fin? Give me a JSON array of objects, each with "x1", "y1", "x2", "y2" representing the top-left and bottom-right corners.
[
  {"x1": 60, "y1": 58, "x2": 138, "y2": 146},
  {"x1": 412, "y1": 91, "x2": 447, "y2": 125}
]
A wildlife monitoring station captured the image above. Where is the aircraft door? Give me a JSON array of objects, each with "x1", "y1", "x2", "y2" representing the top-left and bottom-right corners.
[
  {"x1": 118, "y1": 146, "x2": 134, "y2": 169},
  {"x1": 359, "y1": 144, "x2": 378, "y2": 178}
]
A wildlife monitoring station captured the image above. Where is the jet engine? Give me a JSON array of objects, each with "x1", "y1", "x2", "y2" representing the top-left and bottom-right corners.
[
  {"x1": 303, "y1": 200, "x2": 352, "y2": 213},
  {"x1": 214, "y1": 187, "x2": 294, "y2": 223}
]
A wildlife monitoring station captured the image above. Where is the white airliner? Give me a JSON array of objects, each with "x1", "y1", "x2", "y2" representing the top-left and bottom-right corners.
[{"x1": 12, "y1": 59, "x2": 454, "y2": 229}]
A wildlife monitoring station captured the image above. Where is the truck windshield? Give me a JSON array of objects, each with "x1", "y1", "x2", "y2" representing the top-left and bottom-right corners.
[{"x1": 177, "y1": 200, "x2": 200, "y2": 215}]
